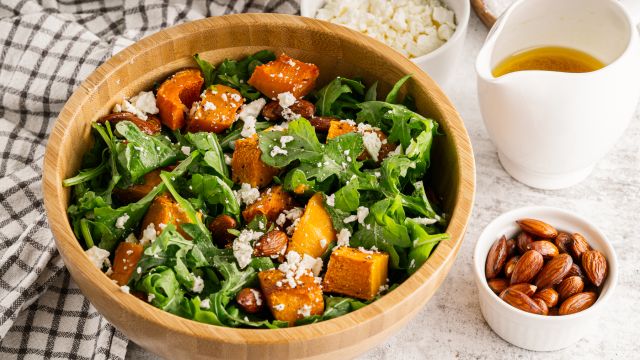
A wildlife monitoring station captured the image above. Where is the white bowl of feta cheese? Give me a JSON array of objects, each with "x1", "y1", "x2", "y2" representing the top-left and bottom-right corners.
[{"x1": 301, "y1": 0, "x2": 470, "y2": 87}]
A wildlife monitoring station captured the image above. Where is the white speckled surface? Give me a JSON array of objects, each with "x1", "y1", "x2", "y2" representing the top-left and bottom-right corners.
[{"x1": 127, "y1": 14, "x2": 640, "y2": 360}]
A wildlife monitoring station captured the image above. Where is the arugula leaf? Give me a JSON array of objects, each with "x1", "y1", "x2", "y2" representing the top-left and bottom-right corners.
[
  {"x1": 219, "y1": 121, "x2": 270, "y2": 150},
  {"x1": 185, "y1": 132, "x2": 228, "y2": 178},
  {"x1": 160, "y1": 171, "x2": 212, "y2": 242},
  {"x1": 193, "y1": 54, "x2": 216, "y2": 89},
  {"x1": 323, "y1": 194, "x2": 353, "y2": 233},
  {"x1": 406, "y1": 220, "x2": 449, "y2": 274},
  {"x1": 258, "y1": 118, "x2": 323, "y2": 167},
  {"x1": 114, "y1": 121, "x2": 178, "y2": 185},
  {"x1": 385, "y1": 74, "x2": 412, "y2": 104},
  {"x1": 379, "y1": 155, "x2": 415, "y2": 197},
  {"x1": 364, "y1": 81, "x2": 378, "y2": 101},
  {"x1": 295, "y1": 132, "x2": 364, "y2": 183},
  {"x1": 91, "y1": 122, "x2": 121, "y2": 202},
  {"x1": 315, "y1": 77, "x2": 353, "y2": 116},
  {"x1": 137, "y1": 266, "x2": 186, "y2": 314},
  {"x1": 189, "y1": 174, "x2": 240, "y2": 216},
  {"x1": 295, "y1": 296, "x2": 367, "y2": 325},
  {"x1": 283, "y1": 168, "x2": 316, "y2": 194},
  {"x1": 62, "y1": 153, "x2": 108, "y2": 187},
  {"x1": 333, "y1": 177, "x2": 360, "y2": 212},
  {"x1": 315, "y1": 77, "x2": 365, "y2": 117}
]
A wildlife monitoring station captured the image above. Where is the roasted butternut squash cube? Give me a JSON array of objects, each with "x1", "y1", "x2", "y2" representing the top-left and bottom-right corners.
[
  {"x1": 326, "y1": 120, "x2": 357, "y2": 140},
  {"x1": 326, "y1": 121, "x2": 396, "y2": 163},
  {"x1": 258, "y1": 269, "x2": 324, "y2": 325},
  {"x1": 242, "y1": 185, "x2": 294, "y2": 223},
  {"x1": 231, "y1": 134, "x2": 280, "y2": 188},
  {"x1": 186, "y1": 84, "x2": 244, "y2": 133},
  {"x1": 110, "y1": 242, "x2": 144, "y2": 286},
  {"x1": 113, "y1": 165, "x2": 177, "y2": 203},
  {"x1": 248, "y1": 54, "x2": 319, "y2": 99},
  {"x1": 323, "y1": 247, "x2": 389, "y2": 300},
  {"x1": 156, "y1": 68, "x2": 204, "y2": 130},
  {"x1": 288, "y1": 193, "x2": 336, "y2": 258},
  {"x1": 140, "y1": 195, "x2": 192, "y2": 238}
]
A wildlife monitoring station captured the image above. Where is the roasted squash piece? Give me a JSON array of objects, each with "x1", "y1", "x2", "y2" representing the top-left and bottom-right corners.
[
  {"x1": 97, "y1": 112, "x2": 162, "y2": 135},
  {"x1": 242, "y1": 185, "x2": 294, "y2": 223},
  {"x1": 110, "y1": 242, "x2": 144, "y2": 286},
  {"x1": 323, "y1": 247, "x2": 389, "y2": 300},
  {"x1": 156, "y1": 68, "x2": 204, "y2": 130},
  {"x1": 248, "y1": 54, "x2": 320, "y2": 99},
  {"x1": 186, "y1": 84, "x2": 244, "y2": 133},
  {"x1": 326, "y1": 120, "x2": 396, "y2": 163},
  {"x1": 258, "y1": 269, "x2": 324, "y2": 325},
  {"x1": 113, "y1": 169, "x2": 162, "y2": 203},
  {"x1": 288, "y1": 193, "x2": 336, "y2": 258},
  {"x1": 140, "y1": 194, "x2": 192, "y2": 238},
  {"x1": 231, "y1": 134, "x2": 280, "y2": 188}
]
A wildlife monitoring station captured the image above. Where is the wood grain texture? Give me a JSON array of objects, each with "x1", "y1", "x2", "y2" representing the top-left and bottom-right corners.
[
  {"x1": 471, "y1": 0, "x2": 497, "y2": 28},
  {"x1": 42, "y1": 14, "x2": 475, "y2": 360}
]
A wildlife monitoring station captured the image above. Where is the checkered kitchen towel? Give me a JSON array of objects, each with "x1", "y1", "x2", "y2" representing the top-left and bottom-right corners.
[{"x1": 0, "y1": 1, "x2": 298, "y2": 358}]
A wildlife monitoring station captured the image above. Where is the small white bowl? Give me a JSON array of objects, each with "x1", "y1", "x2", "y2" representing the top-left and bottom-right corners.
[
  {"x1": 300, "y1": 0, "x2": 470, "y2": 87},
  {"x1": 473, "y1": 206, "x2": 618, "y2": 351}
]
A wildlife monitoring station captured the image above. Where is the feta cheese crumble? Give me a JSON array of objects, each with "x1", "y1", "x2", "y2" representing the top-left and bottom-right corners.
[
  {"x1": 192, "y1": 275, "x2": 204, "y2": 293},
  {"x1": 277, "y1": 92, "x2": 297, "y2": 108},
  {"x1": 362, "y1": 131, "x2": 382, "y2": 161},
  {"x1": 297, "y1": 304, "x2": 313, "y2": 318},
  {"x1": 112, "y1": 91, "x2": 159, "y2": 120},
  {"x1": 120, "y1": 285, "x2": 130, "y2": 294},
  {"x1": 200, "y1": 298, "x2": 211, "y2": 309},
  {"x1": 316, "y1": 0, "x2": 456, "y2": 59},
  {"x1": 336, "y1": 228, "x2": 351, "y2": 248},
  {"x1": 277, "y1": 251, "x2": 324, "y2": 288},
  {"x1": 238, "y1": 98, "x2": 267, "y2": 138},
  {"x1": 85, "y1": 246, "x2": 110, "y2": 269},
  {"x1": 115, "y1": 213, "x2": 129, "y2": 229},
  {"x1": 270, "y1": 145, "x2": 288, "y2": 157},
  {"x1": 181, "y1": 146, "x2": 191, "y2": 156},
  {"x1": 139, "y1": 223, "x2": 157, "y2": 246},
  {"x1": 274, "y1": 304, "x2": 286, "y2": 311},
  {"x1": 410, "y1": 217, "x2": 438, "y2": 225},
  {"x1": 233, "y1": 229, "x2": 264, "y2": 269},
  {"x1": 234, "y1": 183, "x2": 261, "y2": 205},
  {"x1": 325, "y1": 194, "x2": 335, "y2": 207}
]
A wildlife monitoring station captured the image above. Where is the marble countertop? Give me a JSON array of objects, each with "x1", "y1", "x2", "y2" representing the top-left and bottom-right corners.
[{"x1": 128, "y1": 14, "x2": 640, "y2": 360}]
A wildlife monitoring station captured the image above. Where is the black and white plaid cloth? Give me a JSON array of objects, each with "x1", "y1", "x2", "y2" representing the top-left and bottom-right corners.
[{"x1": 0, "y1": 1, "x2": 298, "y2": 358}]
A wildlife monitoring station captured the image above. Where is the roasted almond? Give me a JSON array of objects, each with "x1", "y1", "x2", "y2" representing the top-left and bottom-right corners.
[
  {"x1": 566, "y1": 263, "x2": 585, "y2": 279},
  {"x1": 558, "y1": 292, "x2": 597, "y2": 315},
  {"x1": 503, "y1": 283, "x2": 537, "y2": 297},
  {"x1": 527, "y1": 240, "x2": 559, "y2": 259},
  {"x1": 570, "y1": 232, "x2": 591, "y2": 260},
  {"x1": 208, "y1": 214, "x2": 238, "y2": 247},
  {"x1": 504, "y1": 255, "x2": 520, "y2": 279},
  {"x1": 582, "y1": 250, "x2": 608, "y2": 287},
  {"x1": 535, "y1": 253, "x2": 573, "y2": 289},
  {"x1": 253, "y1": 230, "x2": 288, "y2": 258},
  {"x1": 557, "y1": 276, "x2": 584, "y2": 301},
  {"x1": 488, "y1": 278, "x2": 509, "y2": 294},
  {"x1": 236, "y1": 287, "x2": 265, "y2": 314},
  {"x1": 516, "y1": 231, "x2": 533, "y2": 255},
  {"x1": 517, "y1": 218, "x2": 558, "y2": 238},
  {"x1": 548, "y1": 307, "x2": 559, "y2": 316},
  {"x1": 500, "y1": 288, "x2": 545, "y2": 315},
  {"x1": 555, "y1": 232, "x2": 573, "y2": 254},
  {"x1": 533, "y1": 297, "x2": 549, "y2": 315},
  {"x1": 533, "y1": 288, "x2": 559, "y2": 308},
  {"x1": 485, "y1": 235, "x2": 509, "y2": 279},
  {"x1": 505, "y1": 238, "x2": 517, "y2": 257},
  {"x1": 510, "y1": 250, "x2": 544, "y2": 285}
]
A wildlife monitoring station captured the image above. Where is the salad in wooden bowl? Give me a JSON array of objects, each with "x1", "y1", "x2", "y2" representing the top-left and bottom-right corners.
[{"x1": 64, "y1": 50, "x2": 449, "y2": 328}]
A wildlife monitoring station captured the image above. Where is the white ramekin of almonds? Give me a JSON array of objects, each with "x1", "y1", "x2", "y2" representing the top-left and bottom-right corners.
[
  {"x1": 473, "y1": 206, "x2": 618, "y2": 351},
  {"x1": 301, "y1": 0, "x2": 470, "y2": 86}
]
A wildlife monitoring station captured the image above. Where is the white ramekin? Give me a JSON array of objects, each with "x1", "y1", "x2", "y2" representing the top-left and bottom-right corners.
[
  {"x1": 473, "y1": 206, "x2": 618, "y2": 351},
  {"x1": 300, "y1": 0, "x2": 470, "y2": 87}
]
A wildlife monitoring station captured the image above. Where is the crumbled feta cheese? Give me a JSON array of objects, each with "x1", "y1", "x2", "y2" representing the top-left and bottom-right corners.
[
  {"x1": 362, "y1": 131, "x2": 382, "y2": 161},
  {"x1": 356, "y1": 206, "x2": 369, "y2": 224},
  {"x1": 274, "y1": 304, "x2": 285, "y2": 311},
  {"x1": 192, "y1": 275, "x2": 204, "y2": 293},
  {"x1": 378, "y1": 284, "x2": 389, "y2": 293},
  {"x1": 181, "y1": 146, "x2": 191, "y2": 156},
  {"x1": 410, "y1": 217, "x2": 438, "y2": 225},
  {"x1": 147, "y1": 293, "x2": 155, "y2": 302},
  {"x1": 297, "y1": 304, "x2": 313, "y2": 317},
  {"x1": 240, "y1": 114, "x2": 258, "y2": 138},
  {"x1": 389, "y1": 145, "x2": 403, "y2": 156},
  {"x1": 85, "y1": 246, "x2": 110, "y2": 269},
  {"x1": 200, "y1": 298, "x2": 211, "y2": 309},
  {"x1": 203, "y1": 101, "x2": 217, "y2": 111},
  {"x1": 234, "y1": 183, "x2": 261, "y2": 205},
  {"x1": 277, "y1": 251, "x2": 323, "y2": 288},
  {"x1": 320, "y1": 239, "x2": 327, "y2": 248},
  {"x1": 139, "y1": 223, "x2": 157, "y2": 246},
  {"x1": 336, "y1": 228, "x2": 351, "y2": 248},
  {"x1": 120, "y1": 285, "x2": 130, "y2": 294},
  {"x1": 270, "y1": 145, "x2": 288, "y2": 157},
  {"x1": 158, "y1": 223, "x2": 167, "y2": 230},
  {"x1": 115, "y1": 213, "x2": 129, "y2": 229},
  {"x1": 343, "y1": 215, "x2": 358, "y2": 224},
  {"x1": 224, "y1": 153, "x2": 232, "y2": 165},
  {"x1": 233, "y1": 229, "x2": 264, "y2": 269},
  {"x1": 326, "y1": 194, "x2": 335, "y2": 207},
  {"x1": 250, "y1": 289, "x2": 263, "y2": 306},
  {"x1": 280, "y1": 135, "x2": 294, "y2": 147},
  {"x1": 316, "y1": 0, "x2": 454, "y2": 59},
  {"x1": 136, "y1": 267, "x2": 142, "y2": 274},
  {"x1": 277, "y1": 92, "x2": 297, "y2": 108},
  {"x1": 238, "y1": 98, "x2": 267, "y2": 138},
  {"x1": 112, "y1": 91, "x2": 158, "y2": 120},
  {"x1": 126, "y1": 249, "x2": 134, "y2": 256},
  {"x1": 230, "y1": 93, "x2": 242, "y2": 102}
]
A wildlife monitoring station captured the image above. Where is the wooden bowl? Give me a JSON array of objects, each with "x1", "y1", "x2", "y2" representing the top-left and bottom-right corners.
[{"x1": 42, "y1": 14, "x2": 475, "y2": 359}]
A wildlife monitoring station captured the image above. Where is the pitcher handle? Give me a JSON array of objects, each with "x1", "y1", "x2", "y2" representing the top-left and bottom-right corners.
[{"x1": 620, "y1": 0, "x2": 640, "y2": 26}]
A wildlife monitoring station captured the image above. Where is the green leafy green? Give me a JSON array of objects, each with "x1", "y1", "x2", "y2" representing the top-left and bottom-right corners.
[
  {"x1": 258, "y1": 118, "x2": 323, "y2": 167},
  {"x1": 185, "y1": 132, "x2": 228, "y2": 179},
  {"x1": 189, "y1": 174, "x2": 240, "y2": 216},
  {"x1": 385, "y1": 74, "x2": 412, "y2": 104}
]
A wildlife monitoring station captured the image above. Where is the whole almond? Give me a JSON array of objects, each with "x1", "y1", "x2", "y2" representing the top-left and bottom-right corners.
[
  {"x1": 516, "y1": 232, "x2": 533, "y2": 254},
  {"x1": 500, "y1": 288, "x2": 545, "y2": 315},
  {"x1": 533, "y1": 297, "x2": 549, "y2": 315},
  {"x1": 582, "y1": 250, "x2": 608, "y2": 287},
  {"x1": 504, "y1": 255, "x2": 520, "y2": 279},
  {"x1": 558, "y1": 292, "x2": 597, "y2": 315},
  {"x1": 236, "y1": 287, "x2": 265, "y2": 314},
  {"x1": 548, "y1": 307, "x2": 559, "y2": 316},
  {"x1": 557, "y1": 276, "x2": 584, "y2": 301},
  {"x1": 253, "y1": 230, "x2": 288, "y2": 258},
  {"x1": 533, "y1": 288, "x2": 559, "y2": 308},
  {"x1": 535, "y1": 253, "x2": 573, "y2": 289},
  {"x1": 527, "y1": 240, "x2": 559, "y2": 259},
  {"x1": 566, "y1": 263, "x2": 585, "y2": 279},
  {"x1": 510, "y1": 250, "x2": 544, "y2": 285},
  {"x1": 506, "y1": 238, "x2": 517, "y2": 257},
  {"x1": 488, "y1": 278, "x2": 509, "y2": 294},
  {"x1": 502, "y1": 283, "x2": 537, "y2": 297},
  {"x1": 485, "y1": 236, "x2": 509, "y2": 279},
  {"x1": 570, "y1": 232, "x2": 591, "y2": 260},
  {"x1": 555, "y1": 232, "x2": 573, "y2": 254},
  {"x1": 517, "y1": 218, "x2": 558, "y2": 238},
  {"x1": 208, "y1": 214, "x2": 238, "y2": 247}
]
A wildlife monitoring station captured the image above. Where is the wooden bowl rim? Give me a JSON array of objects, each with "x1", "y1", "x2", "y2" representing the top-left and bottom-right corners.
[{"x1": 42, "y1": 13, "x2": 475, "y2": 344}]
